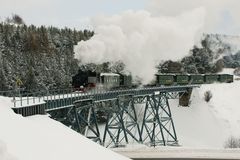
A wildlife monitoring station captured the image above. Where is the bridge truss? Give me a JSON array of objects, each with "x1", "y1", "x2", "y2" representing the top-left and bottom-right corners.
[{"x1": 47, "y1": 86, "x2": 197, "y2": 148}]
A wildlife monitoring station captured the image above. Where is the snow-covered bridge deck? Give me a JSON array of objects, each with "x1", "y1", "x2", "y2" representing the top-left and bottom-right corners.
[
  {"x1": 43, "y1": 85, "x2": 199, "y2": 111},
  {"x1": 6, "y1": 85, "x2": 199, "y2": 112}
]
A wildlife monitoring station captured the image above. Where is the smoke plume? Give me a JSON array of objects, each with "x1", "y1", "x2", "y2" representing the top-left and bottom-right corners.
[{"x1": 74, "y1": 8, "x2": 205, "y2": 84}]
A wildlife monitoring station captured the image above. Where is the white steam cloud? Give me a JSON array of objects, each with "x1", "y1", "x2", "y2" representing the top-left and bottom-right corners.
[{"x1": 74, "y1": 8, "x2": 205, "y2": 84}]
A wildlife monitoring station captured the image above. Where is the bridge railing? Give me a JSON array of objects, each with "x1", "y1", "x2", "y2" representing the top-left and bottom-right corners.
[
  {"x1": 0, "y1": 89, "x2": 47, "y2": 107},
  {"x1": 0, "y1": 85, "x2": 200, "y2": 109}
]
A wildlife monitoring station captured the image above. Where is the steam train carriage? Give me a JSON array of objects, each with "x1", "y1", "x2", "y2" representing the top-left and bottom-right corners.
[
  {"x1": 156, "y1": 74, "x2": 233, "y2": 85},
  {"x1": 100, "y1": 73, "x2": 120, "y2": 89},
  {"x1": 72, "y1": 70, "x2": 133, "y2": 91},
  {"x1": 189, "y1": 74, "x2": 204, "y2": 84},
  {"x1": 99, "y1": 73, "x2": 133, "y2": 89},
  {"x1": 176, "y1": 74, "x2": 189, "y2": 85},
  {"x1": 218, "y1": 74, "x2": 234, "y2": 83},
  {"x1": 156, "y1": 74, "x2": 175, "y2": 85}
]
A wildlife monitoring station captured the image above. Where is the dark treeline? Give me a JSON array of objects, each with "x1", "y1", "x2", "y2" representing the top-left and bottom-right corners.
[{"x1": 0, "y1": 22, "x2": 94, "y2": 91}]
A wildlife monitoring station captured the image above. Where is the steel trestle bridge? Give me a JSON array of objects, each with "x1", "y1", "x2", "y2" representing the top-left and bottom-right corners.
[{"x1": 8, "y1": 85, "x2": 199, "y2": 147}]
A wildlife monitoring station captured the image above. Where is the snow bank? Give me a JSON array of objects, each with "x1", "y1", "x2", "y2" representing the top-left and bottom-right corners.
[
  {"x1": 171, "y1": 69, "x2": 240, "y2": 148},
  {"x1": 0, "y1": 140, "x2": 16, "y2": 160},
  {"x1": 0, "y1": 97, "x2": 129, "y2": 160},
  {"x1": 114, "y1": 146, "x2": 240, "y2": 159},
  {"x1": 170, "y1": 89, "x2": 227, "y2": 148},
  {"x1": 198, "y1": 82, "x2": 240, "y2": 136}
]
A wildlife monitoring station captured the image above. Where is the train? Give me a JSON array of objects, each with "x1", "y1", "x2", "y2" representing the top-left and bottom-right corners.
[
  {"x1": 72, "y1": 70, "x2": 234, "y2": 91},
  {"x1": 72, "y1": 70, "x2": 132, "y2": 91},
  {"x1": 156, "y1": 74, "x2": 233, "y2": 86}
]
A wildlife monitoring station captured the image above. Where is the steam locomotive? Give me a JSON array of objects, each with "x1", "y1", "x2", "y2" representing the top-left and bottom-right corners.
[{"x1": 72, "y1": 70, "x2": 132, "y2": 91}]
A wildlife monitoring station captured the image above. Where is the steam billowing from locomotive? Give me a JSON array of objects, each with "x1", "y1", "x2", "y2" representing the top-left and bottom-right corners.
[{"x1": 74, "y1": 8, "x2": 205, "y2": 84}]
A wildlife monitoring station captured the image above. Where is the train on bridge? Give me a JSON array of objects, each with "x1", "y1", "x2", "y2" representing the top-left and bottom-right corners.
[
  {"x1": 156, "y1": 73, "x2": 233, "y2": 85},
  {"x1": 72, "y1": 70, "x2": 132, "y2": 91},
  {"x1": 72, "y1": 70, "x2": 234, "y2": 91}
]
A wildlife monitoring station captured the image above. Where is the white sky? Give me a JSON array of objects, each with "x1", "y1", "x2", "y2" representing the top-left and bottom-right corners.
[
  {"x1": 147, "y1": 0, "x2": 240, "y2": 35},
  {"x1": 0, "y1": 0, "x2": 240, "y2": 35},
  {"x1": 0, "y1": 0, "x2": 146, "y2": 29}
]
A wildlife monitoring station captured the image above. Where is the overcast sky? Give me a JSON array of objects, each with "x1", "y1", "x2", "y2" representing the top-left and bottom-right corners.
[
  {"x1": 0, "y1": 0, "x2": 147, "y2": 29},
  {"x1": 0, "y1": 0, "x2": 240, "y2": 35}
]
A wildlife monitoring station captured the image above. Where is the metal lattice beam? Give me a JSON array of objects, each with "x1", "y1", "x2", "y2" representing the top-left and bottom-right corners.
[
  {"x1": 140, "y1": 93, "x2": 178, "y2": 146},
  {"x1": 46, "y1": 86, "x2": 196, "y2": 148},
  {"x1": 103, "y1": 95, "x2": 142, "y2": 147}
]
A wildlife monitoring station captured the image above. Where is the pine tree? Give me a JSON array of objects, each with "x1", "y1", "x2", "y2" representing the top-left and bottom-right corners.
[{"x1": 0, "y1": 20, "x2": 94, "y2": 91}]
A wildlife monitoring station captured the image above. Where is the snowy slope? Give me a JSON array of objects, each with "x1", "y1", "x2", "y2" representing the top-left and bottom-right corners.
[
  {"x1": 0, "y1": 97, "x2": 129, "y2": 160},
  {"x1": 170, "y1": 88, "x2": 227, "y2": 148},
  {"x1": 171, "y1": 68, "x2": 240, "y2": 148}
]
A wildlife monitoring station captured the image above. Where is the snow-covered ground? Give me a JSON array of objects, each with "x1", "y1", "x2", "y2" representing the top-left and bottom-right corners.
[
  {"x1": 0, "y1": 96, "x2": 130, "y2": 160},
  {"x1": 114, "y1": 147, "x2": 240, "y2": 159},
  {"x1": 171, "y1": 68, "x2": 240, "y2": 148},
  {"x1": 1, "y1": 68, "x2": 240, "y2": 159}
]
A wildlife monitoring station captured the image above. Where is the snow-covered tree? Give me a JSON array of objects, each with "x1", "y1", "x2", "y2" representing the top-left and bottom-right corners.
[{"x1": 0, "y1": 22, "x2": 94, "y2": 91}]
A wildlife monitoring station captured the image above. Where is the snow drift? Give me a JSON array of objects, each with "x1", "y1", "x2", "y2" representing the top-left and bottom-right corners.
[
  {"x1": 171, "y1": 69, "x2": 240, "y2": 148},
  {"x1": 0, "y1": 97, "x2": 129, "y2": 160}
]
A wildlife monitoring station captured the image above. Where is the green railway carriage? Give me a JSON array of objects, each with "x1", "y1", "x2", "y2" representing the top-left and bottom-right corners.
[
  {"x1": 218, "y1": 74, "x2": 234, "y2": 83},
  {"x1": 156, "y1": 73, "x2": 233, "y2": 86},
  {"x1": 156, "y1": 74, "x2": 175, "y2": 85},
  {"x1": 204, "y1": 74, "x2": 219, "y2": 83},
  {"x1": 189, "y1": 74, "x2": 204, "y2": 84},
  {"x1": 100, "y1": 73, "x2": 120, "y2": 88},
  {"x1": 175, "y1": 75, "x2": 189, "y2": 85}
]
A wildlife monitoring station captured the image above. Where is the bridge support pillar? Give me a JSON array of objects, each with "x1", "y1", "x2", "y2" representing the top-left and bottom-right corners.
[
  {"x1": 103, "y1": 95, "x2": 142, "y2": 147},
  {"x1": 179, "y1": 89, "x2": 192, "y2": 107},
  {"x1": 141, "y1": 93, "x2": 178, "y2": 146},
  {"x1": 73, "y1": 99, "x2": 101, "y2": 144}
]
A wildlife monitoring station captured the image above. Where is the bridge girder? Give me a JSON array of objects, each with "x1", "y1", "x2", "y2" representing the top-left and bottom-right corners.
[{"x1": 48, "y1": 91, "x2": 181, "y2": 148}]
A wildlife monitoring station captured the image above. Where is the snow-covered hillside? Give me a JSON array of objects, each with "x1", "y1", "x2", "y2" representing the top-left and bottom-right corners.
[
  {"x1": 0, "y1": 97, "x2": 129, "y2": 160},
  {"x1": 171, "y1": 69, "x2": 240, "y2": 148}
]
